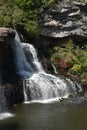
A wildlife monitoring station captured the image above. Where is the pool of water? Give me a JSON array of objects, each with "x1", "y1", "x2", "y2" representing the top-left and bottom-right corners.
[{"x1": 0, "y1": 97, "x2": 87, "y2": 130}]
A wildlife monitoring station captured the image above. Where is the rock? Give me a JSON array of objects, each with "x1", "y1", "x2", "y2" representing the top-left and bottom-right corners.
[
  {"x1": 81, "y1": 78, "x2": 87, "y2": 90},
  {"x1": 68, "y1": 9, "x2": 80, "y2": 16},
  {"x1": 44, "y1": 20, "x2": 62, "y2": 27},
  {"x1": 4, "y1": 81, "x2": 24, "y2": 107},
  {"x1": 0, "y1": 27, "x2": 15, "y2": 66},
  {"x1": 0, "y1": 28, "x2": 24, "y2": 108},
  {"x1": 0, "y1": 27, "x2": 15, "y2": 85},
  {"x1": 41, "y1": 0, "x2": 87, "y2": 42},
  {"x1": 0, "y1": 27, "x2": 15, "y2": 46}
]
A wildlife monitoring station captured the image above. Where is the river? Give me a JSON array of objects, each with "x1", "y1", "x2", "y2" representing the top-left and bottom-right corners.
[{"x1": 0, "y1": 97, "x2": 87, "y2": 130}]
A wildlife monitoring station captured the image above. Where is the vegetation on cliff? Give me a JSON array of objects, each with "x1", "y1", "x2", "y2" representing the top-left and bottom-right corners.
[
  {"x1": 51, "y1": 39, "x2": 87, "y2": 79},
  {"x1": 0, "y1": 0, "x2": 87, "y2": 80}
]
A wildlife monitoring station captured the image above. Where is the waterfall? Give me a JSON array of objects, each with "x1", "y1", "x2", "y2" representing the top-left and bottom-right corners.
[
  {"x1": 12, "y1": 39, "x2": 33, "y2": 78},
  {"x1": 12, "y1": 33, "x2": 82, "y2": 103},
  {"x1": 52, "y1": 64, "x2": 58, "y2": 74},
  {"x1": 22, "y1": 43, "x2": 43, "y2": 72}
]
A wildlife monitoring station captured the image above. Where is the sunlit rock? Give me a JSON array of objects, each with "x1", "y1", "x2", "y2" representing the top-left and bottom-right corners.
[
  {"x1": 0, "y1": 27, "x2": 15, "y2": 46},
  {"x1": 41, "y1": 0, "x2": 87, "y2": 41}
]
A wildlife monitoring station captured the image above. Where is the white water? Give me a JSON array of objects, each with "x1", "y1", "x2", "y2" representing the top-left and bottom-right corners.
[
  {"x1": 52, "y1": 64, "x2": 58, "y2": 74},
  {"x1": 0, "y1": 112, "x2": 14, "y2": 120},
  {"x1": 12, "y1": 39, "x2": 33, "y2": 78},
  {"x1": 12, "y1": 34, "x2": 82, "y2": 103},
  {"x1": 22, "y1": 43, "x2": 43, "y2": 72}
]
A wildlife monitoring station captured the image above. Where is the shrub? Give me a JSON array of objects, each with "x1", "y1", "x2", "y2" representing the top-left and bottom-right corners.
[{"x1": 51, "y1": 40, "x2": 87, "y2": 78}]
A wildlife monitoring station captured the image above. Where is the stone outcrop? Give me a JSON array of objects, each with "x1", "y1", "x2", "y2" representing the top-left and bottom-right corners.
[
  {"x1": 0, "y1": 27, "x2": 15, "y2": 66},
  {"x1": 0, "y1": 27, "x2": 15, "y2": 62},
  {"x1": 41, "y1": 0, "x2": 87, "y2": 42},
  {"x1": 0, "y1": 27, "x2": 15, "y2": 73},
  {"x1": 0, "y1": 27, "x2": 15, "y2": 46}
]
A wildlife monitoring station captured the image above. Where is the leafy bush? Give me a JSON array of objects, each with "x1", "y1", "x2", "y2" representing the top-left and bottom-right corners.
[
  {"x1": 0, "y1": 0, "x2": 57, "y2": 39},
  {"x1": 51, "y1": 39, "x2": 87, "y2": 78}
]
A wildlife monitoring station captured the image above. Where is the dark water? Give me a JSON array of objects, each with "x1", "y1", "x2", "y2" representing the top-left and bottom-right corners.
[{"x1": 0, "y1": 99, "x2": 87, "y2": 130}]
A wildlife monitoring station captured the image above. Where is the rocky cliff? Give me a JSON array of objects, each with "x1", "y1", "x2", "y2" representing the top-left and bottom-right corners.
[
  {"x1": 39, "y1": 1, "x2": 87, "y2": 90},
  {"x1": 41, "y1": 0, "x2": 87, "y2": 42},
  {"x1": 0, "y1": 27, "x2": 15, "y2": 75},
  {"x1": 0, "y1": 27, "x2": 24, "y2": 107}
]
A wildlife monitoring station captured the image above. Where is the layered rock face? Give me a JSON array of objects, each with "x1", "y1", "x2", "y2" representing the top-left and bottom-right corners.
[
  {"x1": 41, "y1": 0, "x2": 87, "y2": 41},
  {"x1": 40, "y1": 1, "x2": 87, "y2": 89},
  {"x1": 0, "y1": 27, "x2": 15, "y2": 45},
  {"x1": 0, "y1": 27, "x2": 15, "y2": 74}
]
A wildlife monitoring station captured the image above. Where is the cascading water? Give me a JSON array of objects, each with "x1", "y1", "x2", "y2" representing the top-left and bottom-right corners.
[
  {"x1": 12, "y1": 33, "x2": 82, "y2": 103},
  {"x1": 51, "y1": 64, "x2": 58, "y2": 74},
  {"x1": 12, "y1": 39, "x2": 33, "y2": 79}
]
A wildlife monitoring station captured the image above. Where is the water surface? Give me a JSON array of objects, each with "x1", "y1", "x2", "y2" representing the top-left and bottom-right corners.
[{"x1": 0, "y1": 99, "x2": 87, "y2": 130}]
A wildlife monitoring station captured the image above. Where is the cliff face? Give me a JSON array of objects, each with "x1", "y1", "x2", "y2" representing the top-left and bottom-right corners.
[
  {"x1": 0, "y1": 27, "x2": 15, "y2": 58},
  {"x1": 0, "y1": 27, "x2": 15, "y2": 74},
  {"x1": 41, "y1": 0, "x2": 87, "y2": 42},
  {"x1": 0, "y1": 28, "x2": 24, "y2": 107},
  {"x1": 0, "y1": 27, "x2": 15, "y2": 45},
  {"x1": 39, "y1": 1, "x2": 87, "y2": 90}
]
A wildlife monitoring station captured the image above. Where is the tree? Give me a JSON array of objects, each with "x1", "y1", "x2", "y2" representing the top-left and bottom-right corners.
[
  {"x1": 0, "y1": 0, "x2": 57, "y2": 39},
  {"x1": 51, "y1": 40, "x2": 87, "y2": 78}
]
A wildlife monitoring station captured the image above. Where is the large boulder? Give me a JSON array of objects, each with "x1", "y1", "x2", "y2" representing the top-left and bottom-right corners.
[
  {"x1": 0, "y1": 27, "x2": 15, "y2": 67},
  {"x1": 0, "y1": 27, "x2": 15, "y2": 46}
]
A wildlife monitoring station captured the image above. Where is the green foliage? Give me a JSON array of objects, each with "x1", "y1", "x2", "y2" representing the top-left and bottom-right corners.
[
  {"x1": 0, "y1": 0, "x2": 57, "y2": 39},
  {"x1": 51, "y1": 39, "x2": 74, "y2": 63},
  {"x1": 51, "y1": 40, "x2": 87, "y2": 78},
  {"x1": 24, "y1": 20, "x2": 40, "y2": 38},
  {"x1": 69, "y1": 64, "x2": 81, "y2": 75},
  {"x1": 40, "y1": 0, "x2": 57, "y2": 9}
]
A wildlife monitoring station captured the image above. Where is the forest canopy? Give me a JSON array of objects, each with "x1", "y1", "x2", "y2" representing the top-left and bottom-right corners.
[{"x1": 0, "y1": 0, "x2": 57, "y2": 38}]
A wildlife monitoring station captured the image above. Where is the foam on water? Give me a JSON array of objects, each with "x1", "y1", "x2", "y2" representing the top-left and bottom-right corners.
[
  {"x1": 24, "y1": 95, "x2": 69, "y2": 104},
  {"x1": 0, "y1": 112, "x2": 14, "y2": 120}
]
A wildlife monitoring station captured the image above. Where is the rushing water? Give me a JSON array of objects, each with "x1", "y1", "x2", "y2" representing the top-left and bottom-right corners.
[
  {"x1": 0, "y1": 100, "x2": 87, "y2": 130},
  {"x1": 0, "y1": 32, "x2": 83, "y2": 122},
  {"x1": 12, "y1": 35, "x2": 82, "y2": 103}
]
